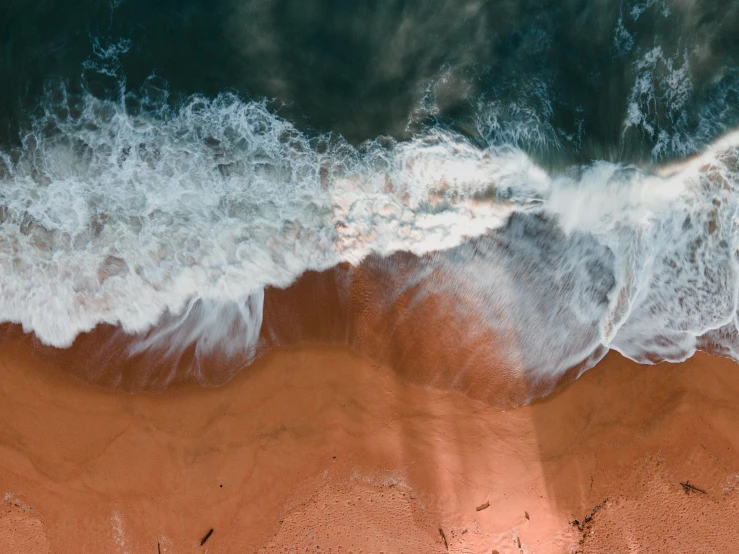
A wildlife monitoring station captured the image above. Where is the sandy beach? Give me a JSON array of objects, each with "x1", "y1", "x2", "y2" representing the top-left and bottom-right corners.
[{"x1": 1, "y1": 323, "x2": 738, "y2": 553}]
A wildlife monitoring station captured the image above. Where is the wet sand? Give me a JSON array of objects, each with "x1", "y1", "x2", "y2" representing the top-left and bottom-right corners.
[{"x1": 0, "y1": 336, "x2": 738, "y2": 553}]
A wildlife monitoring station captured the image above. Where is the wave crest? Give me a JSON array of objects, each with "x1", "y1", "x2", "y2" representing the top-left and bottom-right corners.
[{"x1": 1, "y1": 87, "x2": 738, "y2": 386}]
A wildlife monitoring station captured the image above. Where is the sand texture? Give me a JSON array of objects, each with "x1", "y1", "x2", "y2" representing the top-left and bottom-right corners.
[{"x1": 0, "y1": 336, "x2": 737, "y2": 552}]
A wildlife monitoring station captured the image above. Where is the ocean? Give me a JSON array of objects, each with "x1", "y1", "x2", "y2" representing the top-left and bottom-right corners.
[{"x1": 1, "y1": 0, "x2": 739, "y2": 392}]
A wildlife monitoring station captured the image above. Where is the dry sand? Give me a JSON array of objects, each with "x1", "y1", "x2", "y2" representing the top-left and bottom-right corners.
[{"x1": 0, "y1": 337, "x2": 738, "y2": 553}]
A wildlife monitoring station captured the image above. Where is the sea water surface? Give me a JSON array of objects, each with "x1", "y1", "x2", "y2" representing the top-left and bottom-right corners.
[{"x1": 1, "y1": 0, "x2": 739, "y2": 387}]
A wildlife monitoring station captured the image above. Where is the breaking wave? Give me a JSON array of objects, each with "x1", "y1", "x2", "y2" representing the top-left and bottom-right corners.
[{"x1": 1, "y1": 80, "x2": 738, "y2": 383}]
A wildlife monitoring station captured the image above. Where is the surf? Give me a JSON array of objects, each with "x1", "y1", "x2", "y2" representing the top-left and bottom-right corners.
[{"x1": 0, "y1": 81, "x2": 738, "y2": 390}]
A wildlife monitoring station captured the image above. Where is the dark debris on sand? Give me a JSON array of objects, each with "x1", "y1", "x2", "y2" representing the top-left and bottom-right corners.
[
  {"x1": 571, "y1": 498, "x2": 608, "y2": 553},
  {"x1": 680, "y1": 481, "x2": 707, "y2": 495},
  {"x1": 475, "y1": 500, "x2": 490, "y2": 511},
  {"x1": 200, "y1": 528, "x2": 214, "y2": 546}
]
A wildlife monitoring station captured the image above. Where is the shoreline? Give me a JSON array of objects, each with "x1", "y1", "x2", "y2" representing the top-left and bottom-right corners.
[
  {"x1": 0, "y1": 336, "x2": 737, "y2": 552},
  {"x1": 4, "y1": 257, "x2": 598, "y2": 408}
]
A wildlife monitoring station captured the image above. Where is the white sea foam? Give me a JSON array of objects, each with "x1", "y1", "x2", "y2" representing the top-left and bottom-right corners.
[
  {"x1": 0, "y1": 92, "x2": 546, "y2": 349},
  {"x1": 0, "y1": 89, "x2": 738, "y2": 382},
  {"x1": 427, "y1": 132, "x2": 739, "y2": 385}
]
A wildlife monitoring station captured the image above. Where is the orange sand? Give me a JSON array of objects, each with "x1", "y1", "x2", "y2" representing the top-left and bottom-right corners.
[{"x1": 0, "y1": 338, "x2": 738, "y2": 553}]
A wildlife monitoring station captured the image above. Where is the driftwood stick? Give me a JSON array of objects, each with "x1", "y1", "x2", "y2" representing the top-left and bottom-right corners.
[
  {"x1": 680, "y1": 481, "x2": 707, "y2": 494},
  {"x1": 438, "y1": 527, "x2": 448, "y2": 550},
  {"x1": 200, "y1": 528, "x2": 214, "y2": 546}
]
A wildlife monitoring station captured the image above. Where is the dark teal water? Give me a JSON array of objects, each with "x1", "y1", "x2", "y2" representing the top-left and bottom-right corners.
[{"x1": 2, "y1": 0, "x2": 739, "y2": 164}]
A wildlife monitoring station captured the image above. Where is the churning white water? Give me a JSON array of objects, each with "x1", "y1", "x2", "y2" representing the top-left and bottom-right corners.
[{"x1": 0, "y1": 87, "x2": 737, "y2": 381}]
